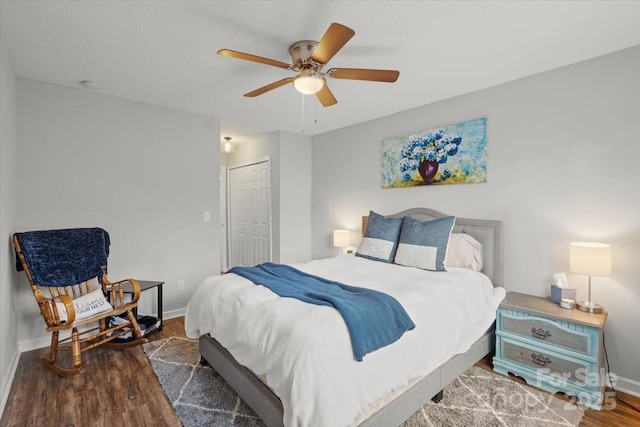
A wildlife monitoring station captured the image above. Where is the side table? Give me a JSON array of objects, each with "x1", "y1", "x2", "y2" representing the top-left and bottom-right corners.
[
  {"x1": 123, "y1": 280, "x2": 164, "y2": 331},
  {"x1": 493, "y1": 292, "x2": 607, "y2": 409}
]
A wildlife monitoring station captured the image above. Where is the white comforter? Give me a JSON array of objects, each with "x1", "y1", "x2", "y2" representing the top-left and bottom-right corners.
[{"x1": 185, "y1": 255, "x2": 506, "y2": 427}]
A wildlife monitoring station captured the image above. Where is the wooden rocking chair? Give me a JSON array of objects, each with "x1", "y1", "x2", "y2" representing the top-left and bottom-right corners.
[{"x1": 13, "y1": 227, "x2": 147, "y2": 376}]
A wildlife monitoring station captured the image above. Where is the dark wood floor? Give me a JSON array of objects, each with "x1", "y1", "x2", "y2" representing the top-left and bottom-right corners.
[
  {"x1": 2, "y1": 317, "x2": 639, "y2": 426},
  {"x1": 1, "y1": 317, "x2": 185, "y2": 427}
]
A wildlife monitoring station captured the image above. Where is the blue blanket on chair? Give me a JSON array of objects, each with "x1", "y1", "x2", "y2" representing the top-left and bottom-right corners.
[
  {"x1": 14, "y1": 227, "x2": 110, "y2": 287},
  {"x1": 228, "y1": 262, "x2": 415, "y2": 361}
]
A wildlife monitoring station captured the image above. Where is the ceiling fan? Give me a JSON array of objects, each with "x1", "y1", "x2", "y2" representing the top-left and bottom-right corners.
[{"x1": 218, "y1": 23, "x2": 400, "y2": 107}]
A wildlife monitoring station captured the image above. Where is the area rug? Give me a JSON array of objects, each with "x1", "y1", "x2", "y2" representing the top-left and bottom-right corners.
[{"x1": 143, "y1": 337, "x2": 585, "y2": 426}]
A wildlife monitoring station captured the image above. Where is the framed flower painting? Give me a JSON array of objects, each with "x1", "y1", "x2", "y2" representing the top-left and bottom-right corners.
[{"x1": 381, "y1": 118, "x2": 487, "y2": 188}]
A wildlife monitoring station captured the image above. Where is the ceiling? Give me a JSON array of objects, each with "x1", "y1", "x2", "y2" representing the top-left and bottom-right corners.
[{"x1": 1, "y1": 1, "x2": 639, "y2": 141}]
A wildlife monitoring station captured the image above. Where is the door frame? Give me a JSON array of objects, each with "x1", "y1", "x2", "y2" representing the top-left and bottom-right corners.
[{"x1": 219, "y1": 164, "x2": 228, "y2": 272}]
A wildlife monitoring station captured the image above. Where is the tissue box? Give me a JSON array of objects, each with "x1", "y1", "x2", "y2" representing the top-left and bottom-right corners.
[{"x1": 549, "y1": 284, "x2": 576, "y2": 304}]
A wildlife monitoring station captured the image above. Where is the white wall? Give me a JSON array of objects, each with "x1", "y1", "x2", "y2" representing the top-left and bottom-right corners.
[
  {"x1": 228, "y1": 131, "x2": 311, "y2": 264},
  {"x1": 0, "y1": 41, "x2": 19, "y2": 415},
  {"x1": 311, "y1": 46, "x2": 640, "y2": 391},
  {"x1": 278, "y1": 131, "x2": 311, "y2": 263},
  {"x1": 16, "y1": 78, "x2": 220, "y2": 345}
]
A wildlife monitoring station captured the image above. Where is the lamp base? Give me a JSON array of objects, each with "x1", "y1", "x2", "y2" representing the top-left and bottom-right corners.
[{"x1": 577, "y1": 301, "x2": 604, "y2": 314}]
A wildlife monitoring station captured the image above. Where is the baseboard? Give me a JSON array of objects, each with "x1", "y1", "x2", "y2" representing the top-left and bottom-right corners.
[
  {"x1": 164, "y1": 307, "x2": 186, "y2": 320},
  {"x1": 608, "y1": 375, "x2": 640, "y2": 398},
  {"x1": 18, "y1": 335, "x2": 50, "y2": 353},
  {"x1": 0, "y1": 349, "x2": 21, "y2": 419}
]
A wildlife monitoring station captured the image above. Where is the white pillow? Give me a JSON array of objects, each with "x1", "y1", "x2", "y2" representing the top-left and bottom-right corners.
[
  {"x1": 445, "y1": 233, "x2": 483, "y2": 272},
  {"x1": 56, "y1": 288, "x2": 114, "y2": 322}
]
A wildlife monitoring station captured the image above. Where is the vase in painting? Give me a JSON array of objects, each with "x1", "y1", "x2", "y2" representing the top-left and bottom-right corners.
[{"x1": 417, "y1": 159, "x2": 438, "y2": 183}]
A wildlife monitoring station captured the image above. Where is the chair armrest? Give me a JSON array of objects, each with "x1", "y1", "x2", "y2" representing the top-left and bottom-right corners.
[
  {"x1": 102, "y1": 276, "x2": 141, "y2": 308},
  {"x1": 35, "y1": 291, "x2": 75, "y2": 326}
]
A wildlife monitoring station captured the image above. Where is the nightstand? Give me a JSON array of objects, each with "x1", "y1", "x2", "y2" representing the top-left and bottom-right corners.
[
  {"x1": 493, "y1": 292, "x2": 607, "y2": 410},
  {"x1": 122, "y1": 280, "x2": 164, "y2": 331}
]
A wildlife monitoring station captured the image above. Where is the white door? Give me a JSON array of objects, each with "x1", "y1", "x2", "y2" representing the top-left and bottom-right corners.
[{"x1": 228, "y1": 160, "x2": 272, "y2": 268}]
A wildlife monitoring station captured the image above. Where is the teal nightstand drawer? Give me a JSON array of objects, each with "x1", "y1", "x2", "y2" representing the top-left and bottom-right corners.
[
  {"x1": 497, "y1": 309, "x2": 598, "y2": 360},
  {"x1": 496, "y1": 336, "x2": 600, "y2": 390}
]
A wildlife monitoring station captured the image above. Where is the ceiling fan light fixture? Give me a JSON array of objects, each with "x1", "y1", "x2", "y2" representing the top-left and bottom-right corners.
[{"x1": 293, "y1": 71, "x2": 325, "y2": 95}]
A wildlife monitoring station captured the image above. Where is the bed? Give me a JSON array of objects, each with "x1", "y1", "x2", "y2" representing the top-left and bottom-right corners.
[{"x1": 185, "y1": 207, "x2": 505, "y2": 426}]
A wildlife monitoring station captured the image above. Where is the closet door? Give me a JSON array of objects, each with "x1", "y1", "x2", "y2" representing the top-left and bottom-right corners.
[{"x1": 228, "y1": 160, "x2": 272, "y2": 268}]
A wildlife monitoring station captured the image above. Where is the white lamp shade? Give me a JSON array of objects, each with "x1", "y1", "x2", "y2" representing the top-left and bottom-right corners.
[
  {"x1": 569, "y1": 242, "x2": 612, "y2": 276},
  {"x1": 333, "y1": 230, "x2": 350, "y2": 248}
]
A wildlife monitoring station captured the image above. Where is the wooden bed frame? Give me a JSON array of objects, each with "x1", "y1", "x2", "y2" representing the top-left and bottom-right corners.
[{"x1": 199, "y1": 208, "x2": 504, "y2": 426}]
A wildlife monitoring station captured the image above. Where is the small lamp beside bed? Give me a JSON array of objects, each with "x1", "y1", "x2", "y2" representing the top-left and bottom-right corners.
[
  {"x1": 569, "y1": 242, "x2": 611, "y2": 314},
  {"x1": 333, "y1": 230, "x2": 352, "y2": 255}
]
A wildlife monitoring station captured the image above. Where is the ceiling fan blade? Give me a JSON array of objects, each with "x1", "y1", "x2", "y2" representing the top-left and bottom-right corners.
[
  {"x1": 218, "y1": 49, "x2": 292, "y2": 70},
  {"x1": 244, "y1": 78, "x2": 294, "y2": 98},
  {"x1": 316, "y1": 84, "x2": 337, "y2": 107},
  {"x1": 311, "y1": 23, "x2": 355, "y2": 65},
  {"x1": 327, "y1": 68, "x2": 399, "y2": 82}
]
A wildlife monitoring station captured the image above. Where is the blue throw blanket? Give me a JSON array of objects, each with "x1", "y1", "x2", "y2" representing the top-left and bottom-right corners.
[
  {"x1": 14, "y1": 227, "x2": 110, "y2": 287},
  {"x1": 228, "y1": 263, "x2": 415, "y2": 361}
]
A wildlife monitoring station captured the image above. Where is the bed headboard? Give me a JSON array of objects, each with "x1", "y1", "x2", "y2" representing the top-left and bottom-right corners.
[{"x1": 362, "y1": 208, "x2": 504, "y2": 287}]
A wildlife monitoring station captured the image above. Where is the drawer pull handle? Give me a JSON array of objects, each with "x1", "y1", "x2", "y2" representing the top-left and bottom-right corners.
[
  {"x1": 531, "y1": 327, "x2": 552, "y2": 340},
  {"x1": 531, "y1": 353, "x2": 552, "y2": 366}
]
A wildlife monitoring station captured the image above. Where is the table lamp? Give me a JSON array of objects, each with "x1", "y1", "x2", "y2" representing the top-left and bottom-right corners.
[
  {"x1": 333, "y1": 230, "x2": 351, "y2": 255},
  {"x1": 569, "y1": 242, "x2": 611, "y2": 314}
]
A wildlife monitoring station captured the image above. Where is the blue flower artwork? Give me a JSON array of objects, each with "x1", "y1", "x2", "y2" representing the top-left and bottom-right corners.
[{"x1": 381, "y1": 118, "x2": 487, "y2": 188}]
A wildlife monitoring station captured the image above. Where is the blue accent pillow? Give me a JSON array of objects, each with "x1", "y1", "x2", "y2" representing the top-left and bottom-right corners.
[
  {"x1": 356, "y1": 211, "x2": 403, "y2": 263},
  {"x1": 394, "y1": 216, "x2": 456, "y2": 271}
]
